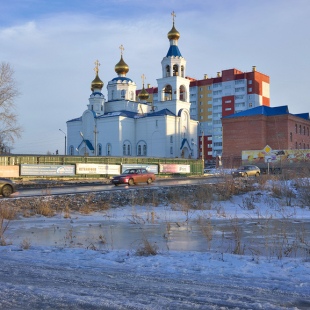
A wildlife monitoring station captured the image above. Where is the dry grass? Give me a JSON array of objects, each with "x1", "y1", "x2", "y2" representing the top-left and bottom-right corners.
[
  {"x1": 20, "y1": 238, "x2": 31, "y2": 250},
  {"x1": 135, "y1": 237, "x2": 159, "y2": 256}
]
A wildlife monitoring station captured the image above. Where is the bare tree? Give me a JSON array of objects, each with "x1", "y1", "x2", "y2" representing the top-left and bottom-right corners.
[{"x1": 0, "y1": 62, "x2": 22, "y2": 153}]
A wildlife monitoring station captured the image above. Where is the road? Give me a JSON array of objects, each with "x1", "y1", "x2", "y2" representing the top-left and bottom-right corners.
[{"x1": 14, "y1": 176, "x2": 221, "y2": 197}]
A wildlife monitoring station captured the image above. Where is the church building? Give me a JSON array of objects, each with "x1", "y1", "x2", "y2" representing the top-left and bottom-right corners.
[{"x1": 66, "y1": 13, "x2": 198, "y2": 159}]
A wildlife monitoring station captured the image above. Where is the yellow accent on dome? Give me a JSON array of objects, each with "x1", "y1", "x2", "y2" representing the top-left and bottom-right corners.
[
  {"x1": 167, "y1": 23, "x2": 180, "y2": 40},
  {"x1": 115, "y1": 55, "x2": 129, "y2": 75},
  {"x1": 138, "y1": 85, "x2": 149, "y2": 101}
]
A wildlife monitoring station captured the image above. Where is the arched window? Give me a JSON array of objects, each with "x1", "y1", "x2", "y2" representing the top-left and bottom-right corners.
[
  {"x1": 166, "y1": 65, "x2": 170, "y2": 77},
  {"x1": 69, "y1": 146, "x2": 74, "y2": 155},
  {"x1": 143, "y1": 145, "x2": 147, "y2": 156},
  {"x1": 106, "y1": 143, "x2": 111, "y2": 156},
  {"x1": 163, "y1": 85, "x2": 172, "y2": 101},
  {"x1": 138, "y1": 145, "x2": 141, "y2": 156},
  {"x1": 97, "y1": 144, "x2": 102, "y2": 156},
  {"x1": 179, "y1": 85, "x2": 185, "y2": 101},
  {"x1": 299, "y1": 125, "x2": 302, "y2": 134},
  {"x1": 173, "y1": 64, "x2": 178, "y2": 76},
  {"x1": 181, "y1": 65, "x2": 184, "y2": 77},
  {"x1": 123, "y1": 141, "x2": 132, "y2": 156},
  {"x1": 121, "y1": 90, "x2": 126, "y2": 99}
]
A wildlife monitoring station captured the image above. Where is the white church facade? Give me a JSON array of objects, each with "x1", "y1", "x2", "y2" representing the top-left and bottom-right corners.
[{"x1": 66, "y1": 14, "x2": 198, "y2": 159}]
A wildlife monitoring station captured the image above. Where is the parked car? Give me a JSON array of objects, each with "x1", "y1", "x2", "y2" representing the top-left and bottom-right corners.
[
  {"x1": 204, "y1": 168, "x2": 220, "y2": 176},
  {"x1": 111, "y1": 168, "x2": 156, "y2": 186},
  {"x1": 232, "y1": 165, "x2": 261, "y2": 178},
  {"x1": 0, "y1": 178, "x2": 17, "y2": 197}
]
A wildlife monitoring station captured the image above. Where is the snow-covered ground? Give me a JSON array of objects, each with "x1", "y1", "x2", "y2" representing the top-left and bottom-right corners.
[{"x1": 1, "y1": 178, "x2": 310, "y2": 309}]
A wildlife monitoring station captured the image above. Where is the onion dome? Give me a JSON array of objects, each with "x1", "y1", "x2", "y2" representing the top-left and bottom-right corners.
[
  {"x1": 91, "y1": 60, "x2": 104, "y2": 91},
  {"x1": 167, "y1": 23, "x2": 180, "y2": 40},
  {"x1": 115, "y1": 55, "x2": 129, "y2": 75},
  {"x1": 138, "y1": 85, "x2": 149, "y2": 101},
  {"x1": 91, "y1": 72, "x2": 104, "y2": 91}
]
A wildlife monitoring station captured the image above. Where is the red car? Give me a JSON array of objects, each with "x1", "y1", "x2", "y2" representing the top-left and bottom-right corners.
[{"x1": 112, "y1": 168, "x2": 155, "y2": 186}]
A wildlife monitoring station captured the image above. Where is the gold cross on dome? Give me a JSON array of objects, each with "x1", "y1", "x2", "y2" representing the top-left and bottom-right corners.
[
  {"x1": 94, "y1": 60, "x2": 100, "y2": 74},
  {"x1": 119, "y1": 44, "x2": 124, "y2": 56},
  {"x1": 141, "y1": 74, "x2": 146, "y2": 85},
  {"x1": 171, "y1": 11, "x2": 176, "y2": 23}
]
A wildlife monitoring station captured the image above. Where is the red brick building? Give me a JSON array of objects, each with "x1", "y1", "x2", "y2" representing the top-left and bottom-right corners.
[{"x1": 222, "y1": 106, "x2": 310, "y2": 167}]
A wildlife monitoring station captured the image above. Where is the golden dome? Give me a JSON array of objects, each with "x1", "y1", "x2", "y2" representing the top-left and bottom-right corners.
[
  {"x1": 167, "y1": 23, "x2": 180, "y2": 40},
  {"x1": 115, "y1": 55, "x2": 129, "y2": 75},
  {"x1": 138, "y1": 85, "x2": 149, "y2": 101},
  {"x1": 91, "y1": 72, "x2": 104, "y2": 91}
]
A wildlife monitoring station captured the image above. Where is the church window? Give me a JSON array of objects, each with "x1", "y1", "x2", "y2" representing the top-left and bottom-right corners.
[
  {"x1": 138, "y1": 145, "x2": 141, "y2": 156},
  {"x1": 121, "y1": 90, "x2": 126, "y2": 99},
  {"x1": 170, "y1": 146, "x2": 173, "y2": 154},
  {"x1": 127, "y1": 145, "x2": 131, "y2": 155},
  {"x1": 173, "y1": 64, "x2": 179, "y2": 76},
  {"x1": 106, "y1": 144, "x2": 111, "y2": 156},
  {"x1": 181, "y1": 65, "x2": 184, "y2": 77},
  {"x1": 69, "y1": 146, "x2": 74, "y2": 155},
  {"x1": 166, "y1": 65, "x2": 170, "y2": 77},
  {"x1": 170, "y1": 136, "x2": 173, "y2": 143},
  {"x1": 179, "y1": 85, "x2": 185, "y2": 101},
  {"x1": 123, "y1": 144, "x2": 126, "y2": 155},
  {"x1": 97, "y1": 144, "x2": 102, "y2": 156},
  {"x1": 163, "y1": 85, "x2": 172, "y2": 101},
  {"x1": 143, "y1": 145, "x2": 147, "y2": 156}
]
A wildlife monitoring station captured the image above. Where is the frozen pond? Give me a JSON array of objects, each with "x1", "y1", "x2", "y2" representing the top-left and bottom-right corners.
[{"x1": 6, "y1": 215, "x2": 310, "y2": 258}]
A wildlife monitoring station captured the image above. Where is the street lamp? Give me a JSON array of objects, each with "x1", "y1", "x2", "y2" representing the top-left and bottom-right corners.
[{"x1": 59, "y1": 129, "x2": 67, "y2": 155}]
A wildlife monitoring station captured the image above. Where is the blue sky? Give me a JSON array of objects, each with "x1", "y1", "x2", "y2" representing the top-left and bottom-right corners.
[{"x1": 1, "y1": 0, "x2": 309, "y2": 154}]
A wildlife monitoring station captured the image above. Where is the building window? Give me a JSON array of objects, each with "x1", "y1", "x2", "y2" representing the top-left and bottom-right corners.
[
  {"x1": 69, "y1": 146, "x2": 74, "y2": 155},
  {"x1": 290, "y1": 132, "x2": 292, "y2": 142},
  {"x1": 295, "y1": 124, "x2": 298, "y2": 133},
  {"x1": 130, "y1": 91, "x2": 134, "y2": 100},
  {"x1": 143, "y1": 145, "x2": 147, "y2": 156},
  {"x1": 170, "y1": 136, "x2": 173, "y2": 143},
  {"x1": 170, "y1": 146, "x2": 173, "y2": 154},
  {"x1": 138, "y1": 145, "x2": 141, "y2": 156},
  {"x1": 97, "y1": 144, "x2": 102, "y2": 156},
  {"x1": 249, "y1": 103, "x2": 253, "y2": 107},
  {"x1": 123, "y1": 144, "x2": 126, "y2": 155},
  {"x1": 248, "y1": 80, "x2": 252, "y2": 84},
  {"x1": 308, "y1": 127, "x2": 309, "y2": 136},
  {"x1": 106, "y1": 144, "x2": 111, "y2": 156},
  {"x1": 166, "y1": 65, "x2": 170, "y2": 77},
  {"x1": 248, "y1": 88, "x2": 252, "y2": 92},
  {"x1": 127, "y1": 145, "x2": 130, "y2": 155},
  {"x1": 121, "y1": 90, "x2": 125, "y2": 99},
  {"x1": 304, "y1": 126, "x2": 306, "y2": 135}
]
